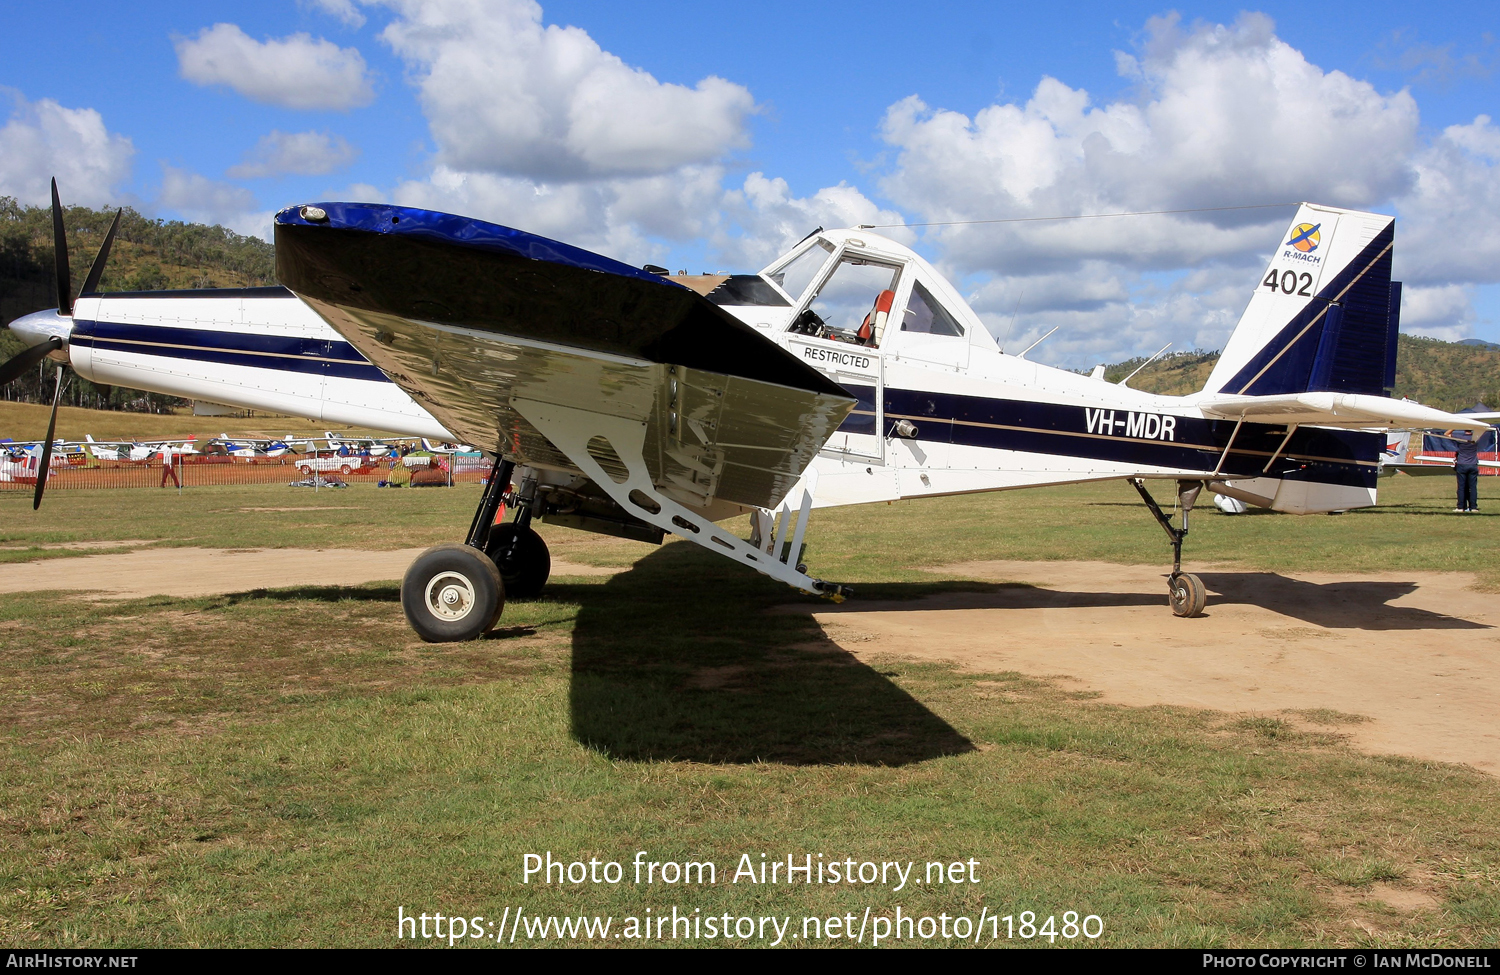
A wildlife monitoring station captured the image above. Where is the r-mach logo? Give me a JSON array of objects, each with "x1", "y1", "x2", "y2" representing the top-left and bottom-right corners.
[{"x1": 1084, "y1": 408, "x2": 1178, "y2": 442}]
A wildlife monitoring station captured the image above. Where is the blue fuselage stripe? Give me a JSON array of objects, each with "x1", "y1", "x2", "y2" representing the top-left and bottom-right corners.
[
  {"x1": 71, "y1": 319, "x2": 393, "y2": 383},
  {"x1": 838, "y1": 383, "x2": 1379, "y2": 488}
]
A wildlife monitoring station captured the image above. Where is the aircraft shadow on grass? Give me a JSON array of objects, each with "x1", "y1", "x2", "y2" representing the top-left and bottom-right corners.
[
  {"x1": 816, "y1": 573, "x2": 1487, "y2": 632},
  {"x1": 566, "y1": 542, "x2": 975, "y2": 767}
]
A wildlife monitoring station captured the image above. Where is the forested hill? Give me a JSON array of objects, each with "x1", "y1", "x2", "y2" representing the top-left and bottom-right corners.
[
  {"x1": 0, "y1": 197, "x2": 274, "y2": 329},
  {"x1": 1106, "y1": 335, "x2": 1498, "y2": 413},
  {"x1": 1, "y1": 198, "x2": 275, "y2": 410}
]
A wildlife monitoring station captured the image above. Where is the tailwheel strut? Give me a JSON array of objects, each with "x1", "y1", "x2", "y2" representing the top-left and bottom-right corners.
[{"x1": 1131, "y1": 478, "x2": 1207, "y2": 618}]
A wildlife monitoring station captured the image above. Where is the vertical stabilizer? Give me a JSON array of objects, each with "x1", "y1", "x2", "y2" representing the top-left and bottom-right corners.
[{"x1": 1203, "y1": 204, "x2": 1398, "y2": 396}]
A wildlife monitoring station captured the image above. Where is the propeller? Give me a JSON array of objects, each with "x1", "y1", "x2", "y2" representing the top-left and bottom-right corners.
[
  {"x1": 51, "y1": 178, "x2": 71, "y2": 316},
  {"x1": 0, "y1": 179, "x2": 122, "y2": 507},
  {"x1": 78, "y1": 204, "x2": 122, "y2": 303},
  {"x1": 33, "y1": 366, "x2": 63, "y2": 510},
  {"x1": 0, "y1": 336, "x2": 62, "y2": 386}
]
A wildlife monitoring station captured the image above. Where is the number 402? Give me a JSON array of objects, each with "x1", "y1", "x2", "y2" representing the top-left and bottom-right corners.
[{"x1": 1263, "y1": 269, "x2": 1313, "y2": 296}]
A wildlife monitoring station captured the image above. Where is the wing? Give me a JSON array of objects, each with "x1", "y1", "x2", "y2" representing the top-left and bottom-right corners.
[{"x1": 275, "y1": 203, "x2": 854, "y2": 513}]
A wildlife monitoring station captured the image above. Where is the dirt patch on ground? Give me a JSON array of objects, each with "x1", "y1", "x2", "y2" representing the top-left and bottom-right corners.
[
  {"x1": 801, "y1": 560, "x2": 1500, "y2": 774},
  {"x1": 0, "y1": 547, "x2": 620, "y2": 598}
]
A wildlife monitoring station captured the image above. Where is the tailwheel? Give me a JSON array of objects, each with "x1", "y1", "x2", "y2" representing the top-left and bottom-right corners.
[
  {"x1": 484, "y1": 523, "x2": 551, "y2": 600},
  {"x1": 401, "y1": 543, "x2": 504, "y2": 642},
  {"x1": 1168, "y1": 572, "x2": 1207, "y2": 618},
  {"x1": 1133, "y1": 478, "x2": 1210, "y2": 619}
]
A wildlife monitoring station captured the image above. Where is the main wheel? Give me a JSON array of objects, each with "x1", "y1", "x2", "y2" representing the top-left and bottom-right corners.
[
  {"x1": 1168, "y1": 572, "x2": 1207, "y2": 618},
  {"x1": 401, "y1": 543, "x2": 504, "y2": 642},
  {"x1": 485, "y1": 524, "x2": 551, "y2": 600}
]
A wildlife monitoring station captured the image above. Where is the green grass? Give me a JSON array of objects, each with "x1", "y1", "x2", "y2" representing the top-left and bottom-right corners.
[{"x1": 1, "y1": 474, "x2": 1497, "y2": 947}]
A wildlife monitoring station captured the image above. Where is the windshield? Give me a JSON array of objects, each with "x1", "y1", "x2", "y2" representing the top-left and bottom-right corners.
[
  {"x1": 787, "y1": 255, "x2": 901, "y2": 346},
  {"x1": 766, "y1": 240, "x2": 834, "y2": 302}
]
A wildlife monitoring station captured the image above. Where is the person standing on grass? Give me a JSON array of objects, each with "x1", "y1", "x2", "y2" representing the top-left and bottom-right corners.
[
  {"x1": 1451, "y1": 430, "x2": 1481, "y2": 513},
  {"x1": 159, "y1": 443, "x2": 181, "y2": 489}
]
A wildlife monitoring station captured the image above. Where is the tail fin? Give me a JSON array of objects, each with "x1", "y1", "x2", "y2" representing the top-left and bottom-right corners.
[{"x1": 1203, "y1": 204, "x2": 1399, "y2": 397}]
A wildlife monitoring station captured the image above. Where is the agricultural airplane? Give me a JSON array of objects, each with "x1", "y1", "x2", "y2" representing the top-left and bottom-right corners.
[{"x1": 2, "y1": 181, "x2": 1491, "y2": 641}]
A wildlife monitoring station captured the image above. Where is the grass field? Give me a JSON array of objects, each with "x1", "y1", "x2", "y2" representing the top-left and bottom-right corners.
[{"x1": 1, "y1": 474, "x2": 1497, "y2": 948}]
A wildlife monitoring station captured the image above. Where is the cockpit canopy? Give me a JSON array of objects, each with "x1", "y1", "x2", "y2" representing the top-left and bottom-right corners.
[{"x1": 745, "y1": 230, "x2": 993, "y2": 360}]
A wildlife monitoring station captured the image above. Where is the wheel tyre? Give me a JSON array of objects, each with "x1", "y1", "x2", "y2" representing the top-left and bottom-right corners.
[
  {"x1": 299, "y1": 464, "x2": 312, "y2": 474},
  {"x1": 485, "y1": 524, "x2": 551, "y2": 599},
  {"x1": 401, "y1": 543, "x2": 504, "y2": 642},
  {"x1": 1168, "y1": 572, "x2": 1207, "y2": 618},
  {"x1": 340, "y1": 464, "x2": 352, "y2": 474}
]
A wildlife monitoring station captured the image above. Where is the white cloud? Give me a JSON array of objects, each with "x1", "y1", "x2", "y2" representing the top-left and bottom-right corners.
[
  {"x1": 344, "y1": 0, "x2": 791, "y2": 268},
  {"x1": 377, "y1": 0, "x2": 755, "y2": 180},
  {"x1": 0, "y1": 91, "x2": 134, "y2": 207},
  {"x1": 227, "y1": 130, "x2": 360, "y2": 179},
  {"x1": 307, "y1": 0, "x2": 367, "y2": 28},
  {"x1": 175, "y1": 23, "x2": 374, "y2": 111},
  {"x1": 157, "y1": 165, "x2": 271, "y2": 239},
  {"x1": 1394, "y1": 115, "x2": 1500, "y2": 292},
  {"x1": 857, "y1": 12, "x2": 1452, "y2": 361},
  {"x1": 714, "y1": 173, "x2": 912, "y2": 270},
  {"x1": 878, "y1": 13, "x2": 1419, "y2": 279},
  {"x1": 1398, "y1": 283, "x2": 1473, "y2": 342}
]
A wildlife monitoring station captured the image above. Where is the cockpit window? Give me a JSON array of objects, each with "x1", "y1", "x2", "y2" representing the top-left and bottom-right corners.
[
  {"x1": 766, "y1": 240, "x2": 834, "y2": 303},
  {"x1": 902, "y1": 280, "x2": 965, "y2": 337},
  {"x1": 786, "y1": 255, "x2": 901, "y2": 346}
]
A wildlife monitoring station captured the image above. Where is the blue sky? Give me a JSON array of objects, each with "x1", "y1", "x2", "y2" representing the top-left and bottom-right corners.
[{"x1": 3, "y1": 1, "x2": 1497, "y2": 364}]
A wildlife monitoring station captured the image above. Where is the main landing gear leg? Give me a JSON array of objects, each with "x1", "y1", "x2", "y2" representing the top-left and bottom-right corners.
[
  {"x1": 401, "y1": 455, "x2": 514, "y2": 643},
  {"x1": 481, "y1": 466, "x2": 551, "y2": 600},
  {"x1": 1131, "y1": 478, "x2": 1207, "y2": 618}
]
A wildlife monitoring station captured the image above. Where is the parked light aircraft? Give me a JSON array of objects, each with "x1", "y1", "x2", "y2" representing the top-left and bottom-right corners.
[
  {"x1": 83, "y1": 434, "x2": 199, "y2": 462},
  {"x1": 3, "y1": 182, "x2": 1490, "y2": 641},
  {"x1": 208, "y1": 434, "x2": 305, "y2": 458},
  {"x1": 323, "y1": 431, "x2": 395, "y2": 457}
]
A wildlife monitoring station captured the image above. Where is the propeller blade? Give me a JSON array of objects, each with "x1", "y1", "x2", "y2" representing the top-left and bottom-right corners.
[
  {"x1": 77, "y1": 207, "x2": 122, "y2": 300},
  {"x1": 0, "y1": 336, "x2": 62, "y2": 386},
  {"x1": 51, "y1": 178, "x2": 72, "y2": 317},
  {"x1": 33, "y1": 364, "x2": 63, "y2": 510}
]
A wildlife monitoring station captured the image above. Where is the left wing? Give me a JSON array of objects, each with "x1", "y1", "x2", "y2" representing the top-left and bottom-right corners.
[{"x1": 274, "y1": 202, "x2": 854, "y2": 515}]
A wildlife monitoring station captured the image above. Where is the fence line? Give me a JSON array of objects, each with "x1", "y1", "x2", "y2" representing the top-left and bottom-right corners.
[{"x1": 0, "y1": 455, "x2": 492, "y2": 492}]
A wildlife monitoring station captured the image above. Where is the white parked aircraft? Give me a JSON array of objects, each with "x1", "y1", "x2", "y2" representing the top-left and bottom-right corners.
[
  {"x1": 83, "y1": 434, "x2": 199, "y2": 462},
  {"x1": 208, "y1": 434, "x2": 308, "y2": 458},
  {"x1": 3, "y1": 183, "x2": 1489, "y2": 641}
]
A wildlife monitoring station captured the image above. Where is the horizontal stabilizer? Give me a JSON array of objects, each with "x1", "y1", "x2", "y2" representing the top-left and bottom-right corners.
[{"x1": 1200, "y1": 392, "x2": 1493, "y2": 435}]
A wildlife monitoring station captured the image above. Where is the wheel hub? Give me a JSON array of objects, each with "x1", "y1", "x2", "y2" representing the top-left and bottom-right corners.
[{"x1": 426, "y1": 570, "x2": 476, "y2": 621}]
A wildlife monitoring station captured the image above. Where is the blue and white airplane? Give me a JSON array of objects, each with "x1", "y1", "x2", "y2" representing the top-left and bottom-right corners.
[{"x1": 3, "y1": 182, "x2": 1489, "y2": 641}]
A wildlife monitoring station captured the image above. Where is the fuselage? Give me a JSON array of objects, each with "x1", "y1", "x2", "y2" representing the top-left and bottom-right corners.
[{"x1": 7, "y1": 228, "x2": 1381, "y2": 518}]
